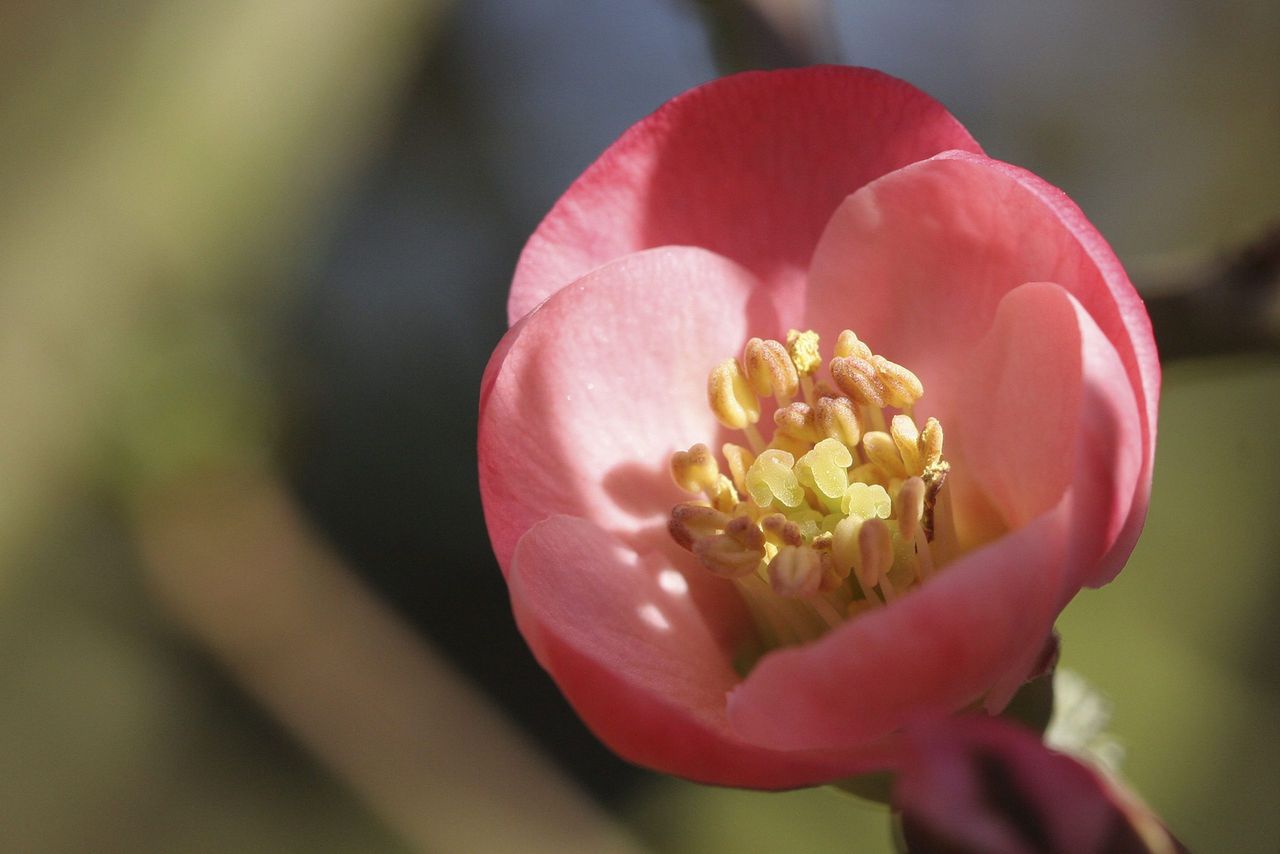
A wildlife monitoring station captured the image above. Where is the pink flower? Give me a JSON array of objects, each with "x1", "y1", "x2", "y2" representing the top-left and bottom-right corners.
[
  {"x1": 478, "y1": 67, "x2": 1158, "y2": 788},
  {"x1": 894, "y1": 716, "x2": 1186, "y2": 854}
]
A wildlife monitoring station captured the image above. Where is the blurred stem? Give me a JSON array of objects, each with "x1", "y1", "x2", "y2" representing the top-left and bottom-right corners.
[
  {"x1": 688, "y1": 0, "x2": 832, "y2": 72},
  {"x1": 1141, "y1": 225, "x2": 1280, "y2": 361}
]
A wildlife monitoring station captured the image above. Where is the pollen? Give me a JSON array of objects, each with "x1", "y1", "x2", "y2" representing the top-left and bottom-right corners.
[{"x1": 667, "y1": 329, "x2": 952, "y2": 650}]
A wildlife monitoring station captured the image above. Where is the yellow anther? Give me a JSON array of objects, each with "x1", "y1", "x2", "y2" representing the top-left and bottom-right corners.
[
  {"x1": 773, "y1": 401, "x2": 821, "y2": 443},
  {"x1": 786, "y1": 329, "x2": 823, "y2": 376},
  {"x1": 725, "y1": 514, "x2": 766, "y2": 550},
  {"x1": 693, "y1": 533, "x2": 764, "y2": 579},
  {"x1": 708, "y1": 358, "x2": 760, "y2": 429},
  {"x1": 745, "y1": 449, "x2": 804, "y2": 508},
  {"x1": 890, "y1": 415, "x2": 923, "y2": 474},
  {"x1": 768, "y1": 544, "x2": 823, "y2": 598},
  {"x1": 830, "y1": 356, "x2": 886, "y2": 407},
  {"x1": 842, "y1": 481, "x2": 892, "y2": 519},
  {"x1": 744, "y1": 337, "x2": 799, "y2": 401},
  {"x1": 857, "y1": 517, "x2": 894, "y2": 590},
  {"x1": 670, "y1": 442, "x2": 720, "y2": 493},
  {"x1": 707, "y1": 474, "x2": 740, "y2": 513},
  {"x1": 668, "y1": 502, "x2": 730, "y2": 550},
  {"x1": 896, "y1": 476, "x2": 926, "y2": 542},
  {"x1": 722, "y1": 443, "x2": 754, "y2": 493},
  {"x1": 760, "y1": 513, "x2": 804, "y2": 547},
  {"x1": 815, "y1": 395, "x2": 862, "y2": 447},
  {"x1": 831, "y1": 515, "x2": 862, "y2": 578},
  {"x1": 848, "y1": 463, "x2": 886, "y2": 486},
  {"x1": 920, "y1": 417, "x2": 944, "y2": 468},
  {"x1": 862, "y1": 430, "x2": 909, "y2": 479},
  {"x1": 835, "y1": 329, "x2": 873, "y2": 359},
  {"x1": 796, "y1": 437, "x2": 853, "y2": 500},
  {"x1": 872, "y1": 355, "x2": 924, "y2": 408}
]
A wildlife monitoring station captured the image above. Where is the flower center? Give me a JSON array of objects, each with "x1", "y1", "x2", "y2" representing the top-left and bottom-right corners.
[{"x1": 669, "y1": 329, "x2": 951, "y2": 651}]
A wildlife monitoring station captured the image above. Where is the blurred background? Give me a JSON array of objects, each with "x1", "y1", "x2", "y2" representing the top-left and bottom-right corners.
[{"x1": 2, "y1": 1, "x2": 1278, "y2": 851}]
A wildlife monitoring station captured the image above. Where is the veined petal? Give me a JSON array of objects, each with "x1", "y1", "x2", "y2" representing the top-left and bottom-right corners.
[
  {"x1": 510, "y1": 66, "x2": 982, "y2": 327},
  {"x1": 727, "y1": 283, "x2": 1140, "y2": 750},
  {"x1": 510, "y1": 515, "x2": 874, "y2": 787},
  {"x1": 479, "y1": 246, "x2": 769, "y2": 575}
]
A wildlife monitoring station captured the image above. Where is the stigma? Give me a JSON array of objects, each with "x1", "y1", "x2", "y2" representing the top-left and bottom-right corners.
[{"x1": 669, "y1": 329, "x2": 950, "y2": 649}]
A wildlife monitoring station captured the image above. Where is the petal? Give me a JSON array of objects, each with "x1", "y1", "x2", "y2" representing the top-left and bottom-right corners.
[
  {"x1": 509, "y1": 515, "x2": 867, "y2": 787},
  {"x1": 479, "y1": 246, "x2": 771, "y2": 576},
  {"x1": 727, "y1": 283, "x2": 1140, "y2": 751},
  {"x1": 510, "y1": 66, "x2": 982, "y2": 327},
  {"x1": 804, "y1": 153, "x2": 1157, "y2": 586}
]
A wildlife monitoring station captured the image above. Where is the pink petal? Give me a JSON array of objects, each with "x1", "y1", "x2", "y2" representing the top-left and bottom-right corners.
[
  {"x1": 805, "y1": 153, "x2": 1157, "y2": 586},
  {"x1": 510, "y1": 515, "x2": 872, "y2": 787},
  {"x1": 727, "y1": 283, "x2": 1139, "y2": 751},
  {"x1": 510, "y1": 66, "x2": 982, "y2": 327},
  {"x1": 479, "y1": 246, "x2": 770, "y2": 576}
]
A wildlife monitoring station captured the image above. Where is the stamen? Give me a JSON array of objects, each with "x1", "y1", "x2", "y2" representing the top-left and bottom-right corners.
[
  {"x1": 692, "y1": 533, "x2": 763, "y2": 578},
  {"x1": 768, "y1": 545, "x2": 823, "y2": 598},
  {"x1": 668, "y1": 501, "x2": 730, "y2": 550},
  {"x1": 920, "y1": 417, "x2": 944, "y2": 468},
  {"x1": 814, "y1": 395, "x2": 862, "y2": 448},
  {"x1": 858, "y1": 517, "x2": 895, "y2": 601},
  {"x1": 830, "y1": 355, "x2": 885, "y2": 408},
  {"x1": 872, "y1": 356, "x2": 924, "y2": 409},
  {"x1": 670, "y1": 442, "x2": 720, "y2": 493},
  {"x1": 862, "y1": 430, "x2": 909, "y2": 479},
  {"x1": 721, "y1": 443, "x2": 754, "y2": 494},
  {"x1": 843, "y1": 482, "x2": 892, "y2": 520},
  {"x1": 744, "y1": 338, "x2": 799, "y2": 404},
  {"x1": 708, "y1": 358, "x2": 761, "y2": 431},
  {"x1": 835, "y1": 329, "x2": 873, "y2": 359},
  {"x1": 890, "y1": 415, "x2": 923, "y2": 475},
  {"x1": 895, "y1": 477, "x2": 926, "y2": 543},
  {"x1": 773, "y1": 402, "x2": 822, "y2": 444}
]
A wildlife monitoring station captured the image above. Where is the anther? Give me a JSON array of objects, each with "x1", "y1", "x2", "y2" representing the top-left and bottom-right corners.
[
  {"x1": 890, "y1": 415, "x2": 923, "y2": 474},
  {"x1": 693, "y1": 534, "x2": 764, "y2": 579},
  {"x1": 830, "y1": 356, "x2": 886, "y2": 407},
  {"x1": 785, "y1": 329, "x2": 823, "y2": 376},
  {"x1": 896, "y1": 476, "x2": 926, "y2": 542},
  {"x1": 768, "y1": 545, "x2": 823, "y2": 598},
  {"x1": 745, "y1": 449, "x2": 804, "y2": 509},
  {"x1": 722, "y1": 443, "x2": 754, "y2": 494},
  {"x1": 707, "y1": 358, "x2": 760, "y2": 430},
  {"x1": 744, "y1": 338, "x2": 799, "y2": 403},
  {"x1": 815, "y1": 395, "x2": 862, "y2": 447},
  {"x1": 920, "y1": 417, "x2": 944, "y2": 468},
  {"x1": 670, "y1": 442, "x2": 720, "y2": 493},
  {"x1": 773, "y1": 402, "x2": 821, "y2": 444},
  {"x1": 872, "y1": 356, "x2": 924, "y2": 409},
  {"x1": 668, "y1": 502, "x2": 730, "y2": 550},
  {"x1": 862, "y1": 430, "x2": 909, "y2": 479},
  {"x1": 857, "y1": 517, "x2": 895, "y2": 599},
  {"x1": 843, "y1": 482, "x2": 892, "y2": 520},
  {"x1": 760, "y1": 513, "x2": 804, "y2": 547},
  {"x1": 835, "y1": 329, "x2": 873, "y2": 359}
]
